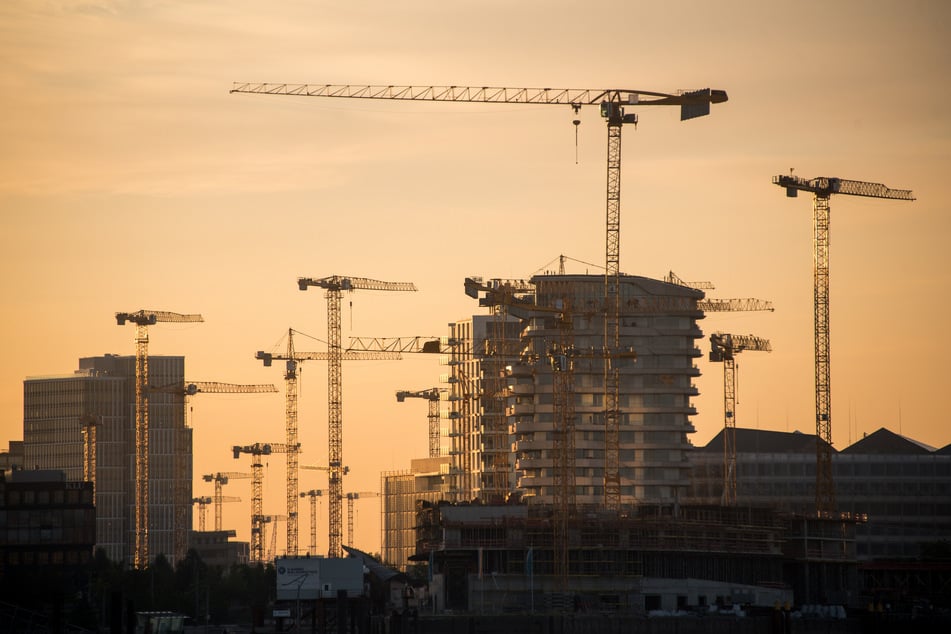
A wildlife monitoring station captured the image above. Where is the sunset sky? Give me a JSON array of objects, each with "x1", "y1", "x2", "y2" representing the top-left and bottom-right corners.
[{"x1": 2, "y1": 0, "x2": 949, "y2": 557}]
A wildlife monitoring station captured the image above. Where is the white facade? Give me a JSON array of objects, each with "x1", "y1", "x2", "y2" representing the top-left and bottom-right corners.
[{"x1": 445, "y1": 274, "x2": 704, "y2": 508}]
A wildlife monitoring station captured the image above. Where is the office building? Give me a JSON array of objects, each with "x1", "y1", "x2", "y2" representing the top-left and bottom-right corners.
[
  {"x1": 685, "y1": 426, "x2": 951, "y2": 560},
  {"x1": 21, "y1": 354, "x2": 192, "y2": 564},
  {"x1": 0, "y1": 469, "x2": 96, "y2": 612},
  {"x1": 381, "y1": 456, "x2": 450, "y2": 569}
]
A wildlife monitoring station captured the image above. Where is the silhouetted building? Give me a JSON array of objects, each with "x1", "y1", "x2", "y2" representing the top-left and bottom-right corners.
[
  {"x1": 686, "y1": 427, "x2": 951, "y2": 560},
  {"x1": 188, "y1": 530, "x2": 249, "y2": 568},
  {"x1": 0, "y1": 440, "x2": 24, "y2": 473},
  {"x1": 0, "y1": 469, "x2": 95, "y2": 611},
  {"x1": 686, "y1": 426, "x2": 951, "y2": 606},
  {"x1": 415, "y1": 501, "x2": 792, "y2": 613}
]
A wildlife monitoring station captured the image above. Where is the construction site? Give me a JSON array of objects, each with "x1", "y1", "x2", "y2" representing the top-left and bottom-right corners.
[{"x1": 4, "y1": 82, "x2": 946, "y2": 634}]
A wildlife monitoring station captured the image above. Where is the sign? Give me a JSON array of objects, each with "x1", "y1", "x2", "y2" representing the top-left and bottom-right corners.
[
  {"x1": 275, "y1": 558, "x2": 322, "y2": 601},
  {"x1": 275, "y1": 557, "x2": 364, "y2": 601}
]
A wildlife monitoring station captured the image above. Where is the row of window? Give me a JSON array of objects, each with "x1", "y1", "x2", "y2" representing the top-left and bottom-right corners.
[
  {"x1": 2, "y1": 548, "x2": 92, "y2": 566},
  {"x1": 3, "y1": 488, "x2": 92, "y2": 506},
  {"x1": 693, "y1": 460, "x2": 951, "y2": 479},
  {"x1": 1, "y1": 525, "x2": 95, "y2": 544}
]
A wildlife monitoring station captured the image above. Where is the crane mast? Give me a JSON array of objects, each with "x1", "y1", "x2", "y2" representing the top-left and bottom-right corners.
[
  {"x1": 298, "y1": 275, "x2": 417, "y2": 557},
  {"x1": 284, "y1": 332, "x2": 299, "y2": 556},
  {"x1": 773, "y1": 174, "x2": 914, "y2": 516},
  {"x1": 116, "y1": 309, "x2": 203, "y2": 569},
  {"x1": 299, "y1": 489, "x2": 326, "y2": 555},
  {"x1": 233, "y1": 82, "x2": 727, "y2": 515}
]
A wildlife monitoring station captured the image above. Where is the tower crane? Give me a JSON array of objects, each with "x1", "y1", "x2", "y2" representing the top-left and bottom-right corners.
[
  {"x1": 233, "y1": 442, "x2": 297, "y2": 562},
  {"x1": 149, "y1": 380, "x2": 277, "y2": 561},
  {"x1": 255, "y1": 328, "x2": 309, "y2": 558},
  {"x1": 395, "y1": 388, "x2": 442, "y2": 458},
  {"x1": 192, "y1": 495, "x2": 240, "y2": 532},
  {"x1": 257, "y1": 329, "x2": 437, "y2": 558},
  {"x1": 299, "y1": 489, "x2": 326, "y2": 556},
  {"x1": 257, "y1": 329, "x2": 395, "y2": 558},
  {"x1": 258, "y1": 330, "x2": 401, "y2": 555},
  {"x1": 297, "y1": 275, "x2": 417, "y2": 558},
  {"x1": 344, "y1": 491, "x2": 380, "y2": 549},
  {"x1": 116, "y1": 309, "x2": 203, "y2": 569},
  {"x1": 202, "y1": 472, "x2": 251, "y2": 532},
  {"x1": 192, "y1": 497, "x2": 213, "y2": 532},
  {"x1": 708, "y1": 333, "x2": 772, "y2": 506},
  {"x1": 232, "y1": 83, "x2": 728, "y2": 514},
  {"x1": 773, "y1": 174, "x2": 914, "y2": 515},
  {"x1": 261, "y1": 514, "x2": 288, "y2": 561}
]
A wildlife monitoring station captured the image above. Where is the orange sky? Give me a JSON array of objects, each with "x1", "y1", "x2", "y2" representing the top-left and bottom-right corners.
[{"x1": 2, "y1": 0, "x2": 950, "y2": 558}]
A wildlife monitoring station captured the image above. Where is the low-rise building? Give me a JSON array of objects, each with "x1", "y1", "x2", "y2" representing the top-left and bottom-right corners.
[{"x1": 0, "y1": 469, "x2": 96, "y2": 613}]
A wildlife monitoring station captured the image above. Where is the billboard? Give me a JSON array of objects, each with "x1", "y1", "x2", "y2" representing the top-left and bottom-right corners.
[{"x1": 275, "y1": 558, "x2": 364, "y2": 601}]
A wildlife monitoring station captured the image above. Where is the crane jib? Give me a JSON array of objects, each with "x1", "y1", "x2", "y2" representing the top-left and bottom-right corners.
[{"x1": 231, "y1": 83, "x2": 727, "y2": 112}]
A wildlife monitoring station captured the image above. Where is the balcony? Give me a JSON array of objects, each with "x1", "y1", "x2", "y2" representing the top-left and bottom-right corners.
[{"x1": 506, "y1": 403, "x2": 535, "y2": 416}]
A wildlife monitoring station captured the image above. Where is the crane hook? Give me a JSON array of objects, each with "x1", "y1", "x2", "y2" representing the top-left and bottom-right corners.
[
  {"x1": 570, "y1": 103, "x2": 582, "y2": 164},
  {"x1": 572, "y1": 118, "x2": 581, "y2": 164}
]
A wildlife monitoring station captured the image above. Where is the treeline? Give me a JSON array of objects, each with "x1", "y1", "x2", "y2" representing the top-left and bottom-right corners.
[{"x1": 1, "y1": 549, "x2": 276, "y2": 630}]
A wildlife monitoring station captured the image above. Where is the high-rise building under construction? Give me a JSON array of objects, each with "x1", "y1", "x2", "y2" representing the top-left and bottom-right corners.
[
  {"x1": 443, "y1": 273, "x2": 704, "y2": 508},
  {"x1": 22, "y1": 354, "x2": 192, "y2": 564}
]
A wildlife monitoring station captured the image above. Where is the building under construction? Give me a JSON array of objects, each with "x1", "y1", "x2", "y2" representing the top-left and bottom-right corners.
[
  {"x1": 415, "y1": 501, "x2": 798, "y2": 613},
  {"x1": 380, "y1": 273, "x2": 870, "y2": 611},
  {"x1": 435, "y1": 274, "x2": 705, "y2": 507}
]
